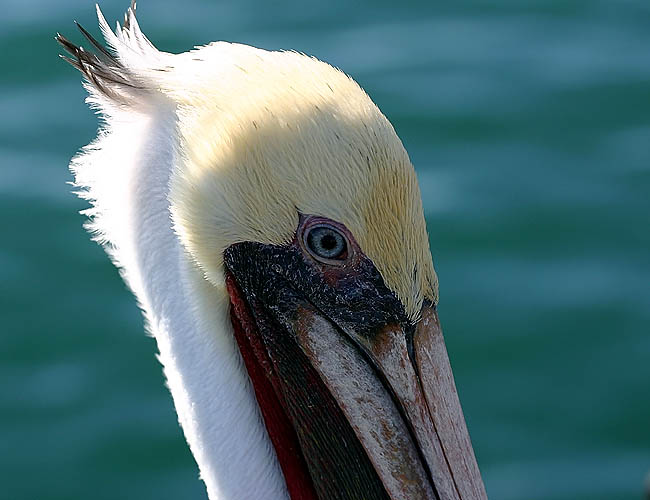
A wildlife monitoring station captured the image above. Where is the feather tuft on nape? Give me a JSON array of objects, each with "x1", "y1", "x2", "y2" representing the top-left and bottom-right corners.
[{"x1": 56, "y1": 1, "x2": 160, "y2": 106}]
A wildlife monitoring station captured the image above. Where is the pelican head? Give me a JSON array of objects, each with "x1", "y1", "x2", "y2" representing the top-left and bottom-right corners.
[{"x1": 58, "y1": 3, "x2": 487, "y2": 499}]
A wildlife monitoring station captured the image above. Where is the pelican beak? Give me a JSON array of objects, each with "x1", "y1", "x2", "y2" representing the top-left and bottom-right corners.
[{"x1": 224, "y1": 239, "x2": 487, "y2": 500}]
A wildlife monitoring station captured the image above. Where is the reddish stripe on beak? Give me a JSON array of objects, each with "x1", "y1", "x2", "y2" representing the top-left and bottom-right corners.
[{"x1": 227, "y1": 274, "x2": 318, "y2": 500}]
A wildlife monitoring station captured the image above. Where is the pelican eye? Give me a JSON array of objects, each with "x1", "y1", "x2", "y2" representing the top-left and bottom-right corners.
[{"x1": 305, "y1": 225, "x2": 348, "y2": 262}]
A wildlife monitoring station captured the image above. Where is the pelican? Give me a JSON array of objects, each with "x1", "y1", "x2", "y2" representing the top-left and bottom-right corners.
[{"x1": 57, "y1": 3, "x2": 487, "y2": 499}]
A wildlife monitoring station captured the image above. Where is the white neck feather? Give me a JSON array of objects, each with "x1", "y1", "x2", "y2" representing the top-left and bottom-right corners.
[{"x1": 73, "y1": 104, "x2": 287, "y2": 499}]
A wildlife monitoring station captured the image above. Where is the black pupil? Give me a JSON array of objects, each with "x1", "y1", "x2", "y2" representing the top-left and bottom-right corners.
[
  {"x1": 307, "y1": 227, "x2": 346, "y2": 259},
  {"x1": 321, "y1": 234, "x2": 337, "y2": 250}
]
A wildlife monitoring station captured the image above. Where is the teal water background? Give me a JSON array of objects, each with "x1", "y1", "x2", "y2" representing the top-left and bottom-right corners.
[{"x1": 1, "y1": 1, "x2": 649, "y2": 499}]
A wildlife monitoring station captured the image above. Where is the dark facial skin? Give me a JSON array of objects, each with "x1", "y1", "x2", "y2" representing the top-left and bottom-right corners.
[{"x1": 225, "y1": 215, "x2": 413, "y2": 344}]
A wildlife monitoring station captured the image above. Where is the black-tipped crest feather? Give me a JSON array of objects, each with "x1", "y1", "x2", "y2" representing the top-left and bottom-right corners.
[{"x1": 56, "y1": 1, "x2": 143, "y2": 105}]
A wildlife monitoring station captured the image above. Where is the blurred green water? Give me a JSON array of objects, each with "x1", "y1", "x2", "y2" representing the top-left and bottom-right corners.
[{"x1": 1, "y1": 1, "x2": 649, "y2": 499}]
